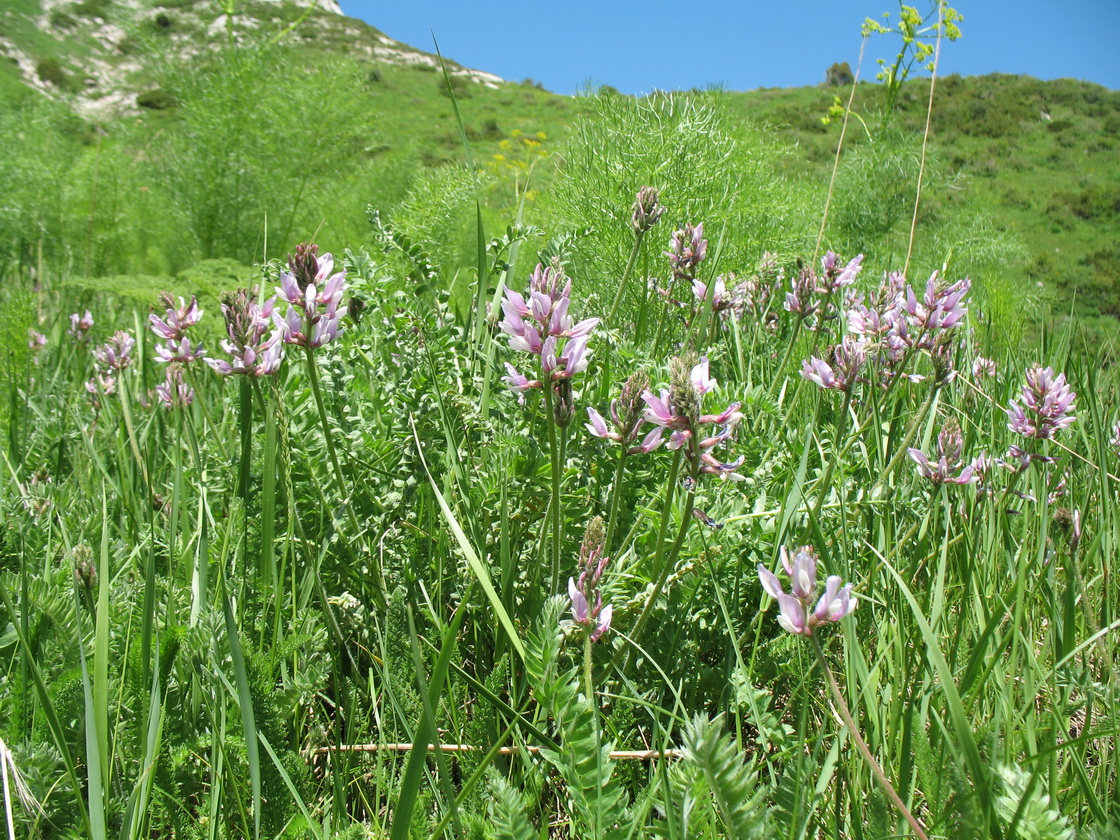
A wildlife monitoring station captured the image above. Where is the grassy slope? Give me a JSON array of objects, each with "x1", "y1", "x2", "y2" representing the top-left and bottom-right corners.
[
  {"x1": 2, "y1": 1, "x2": 1118, "y2": 324},
  {"x1": 726, "y1": 74, "x2": 1120, "y2": 324}
]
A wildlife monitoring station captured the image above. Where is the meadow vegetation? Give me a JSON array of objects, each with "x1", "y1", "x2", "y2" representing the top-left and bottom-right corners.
[{"x1": 1, "y1": 2, "x2": 1118, "y2": 838}]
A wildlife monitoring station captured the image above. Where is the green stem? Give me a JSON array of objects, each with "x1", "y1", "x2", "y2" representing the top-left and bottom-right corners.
[
  {"x1": 303, "y1": 345, "x2": 347, "y2": 494},
  {"x1": 874, "y1": 382, "x2": 940, "y2": 494},
  {"x1": 607, "y1": 231, "x2": 645, "y2": 325},
  {"x1": 237, "y1": 377, "x2": 252, "y2": 501},
  {"x1": 582, "y1": 631, "x2": 594, "y2": 705},
  {"x1": 616, "y1": 448, "x2": 697, "y2": 668},
  {"x1": 810, "y1": 636, "x2": 930, "y2": 840},
  {"x1": 117, "y1": 371, "x2": 149, "y2": 493},
  {"x1": 603, "y1": 447, "x2": 629, "y2": 555},
  {"x1": 541, "y1": 382, "x2": 563, "y2": 594},
  {"x1": 770, "y1": 317, "x2": 805, "y2": 398},
  {"x1": 812, "y1": 387, "x2": 854, "y2": 521}
]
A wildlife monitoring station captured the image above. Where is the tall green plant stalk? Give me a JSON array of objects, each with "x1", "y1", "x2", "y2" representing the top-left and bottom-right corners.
[
  {"x1": 237, "y1": 378, "x2": 252, "y2": 501},
  {"x1": 874, "y1": 382, "x2": 941, "y2": 492},
  {"x1": 303, "y1": 346, "x2": 346, "y2": 494},
  {"x1": 810, "y1": 636, "x2": 929, "y2": 840},
  {"x1": 617, "y1": 447, "x2": 697, "y2": 664},
  {"x1": 603, "y1": 447, "x2": 628, "y2": 554},
  {"x1": 904, "y1": 1, "x2": 944, "y2": 278},
  {"x1": 117, "y1": 372, "x2": 149, "y2": 493},
  {"x1": 812, "y1": 387, "x2": 854, "y2": 520},
  {"x1": 770, "y1": 317, "x2": 805, "y2": 397},
  {"x1": 582, "y1": 632, "x2": 594, "y2": 706},
  {"x1": 541, "y1": 382, "x2": 563, "y2": 594},
  {"x1": 607, "y1": 230, "x2": 646, "y2": 325}
]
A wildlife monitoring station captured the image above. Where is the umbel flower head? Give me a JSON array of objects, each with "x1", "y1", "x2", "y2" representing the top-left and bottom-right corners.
[
  {"x1": 1006, "y1": 365, "x2": 1076, "y2": 440},
  {"x1": 757, "y1": 545, "x2": 857, "y2": 637}
]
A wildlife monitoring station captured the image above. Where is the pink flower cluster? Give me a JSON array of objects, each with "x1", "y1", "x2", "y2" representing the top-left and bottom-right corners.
[
  {"x1": 87, "y1": 331, "x2": 135, "y2": 400},
  {"x1": 499, "y1": 261, "x2": 599, "y2": 401},
  {"x1": 641, "y1": 358, "x2": 746, "y2": 481},
  {"x1": 666, "y1": 223, "x2": 707, "y2": 281},
  {"x1": 758, "y1": 545, "x2": 857, "y2": 637},
  {"x1": 68, "y1": 310, "x2": 93, "y2": 340},
  {"x1": 798, "y1": 267, "x2": 973, "y2": 391},
  {"x1": 275, "y1": 247, "x2": 347, "y2": 349},
  {"x1": 150, "y1": 295, "x2": 205, "y2": 364},
  {"x1": 568, "y1": 533, "x2": 612, "y2": 642},
  {"x1": 801, "y1": 335, "x2": 868, "y2": 391},
  {"x1": 1006, "y1": 365, "x2": 1076, "y2": 440},
  {"x1": 908, "y1": 419, "x2": 976, "y2": 485},
  {"x1": 847, "y1": 271, "x2": 971, "y2": 360},
  {"x1": 206, "y1": 290, "x2": 284, "y2": 378}
]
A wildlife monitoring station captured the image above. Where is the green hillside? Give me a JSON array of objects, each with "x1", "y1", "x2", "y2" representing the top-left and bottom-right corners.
[
  {"x1": 1, "y1": 0, "x2": 1117, "y2": 331},
  {"x1": 729, "y1": 74, "x2": 1120, "y2": 325}
]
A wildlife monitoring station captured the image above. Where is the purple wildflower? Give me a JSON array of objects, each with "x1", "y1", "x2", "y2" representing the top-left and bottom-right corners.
[
  {"x1": 820, "y1": 251, "x2": 864, "y2": 293},
  {"x1": 1006, "y1": 365, "x2": 1076, "y2": 440},
  {"x1": 68, "y1": 310, "x2": 94, "y2": 340},
  {"x1": 666, "y1": 223, "x2": 707, "y2": 281},
  {"x1": 275, "y1": 246, "x2": 347, "y2": 349},
  {"x1": 692, "y1": 276, "x2": 732, "y2": 312},
  {"x1": 757, "y1": 545, "x2": 857, "y2": 637},
  {"x1": 972, "y1": 356, "x2": 997, "y2": 379},
  {"x1": 567, "y1": 518, "x2": 613, "y2": 642},
  {"x1": 206, "y1": 289, "x2": 284, "y2": 377},
  {"x1": 585, "y1": 372, "x2": 664, "y2": 453},
  {"x1": 28, "y1": 330, "x2": 47, "y2": 351},
  {"x1": 908, "y1": 418, "x2": 975, "y2": 485},
  {"x1": 94, "y1": 331, "x2": 135, "y2": 373},
  {"x1": 784, "y1": 267, "x2": 818, "y2": 318},
  {"x1": 150, "y1": 294, "x2": 203, "y2": 341},
  {"x1": 155, "y1": 366, "x2": 194, "y2": 410},
  {"x1": 801, "y1": 336, "x2": 868, "y2": 392},
  {"x1": 498, "y1": 259, "x2": 599, "y2": 400},
  {"x1": 642, "y1": 357, "x2": 745, "y2": 481}
]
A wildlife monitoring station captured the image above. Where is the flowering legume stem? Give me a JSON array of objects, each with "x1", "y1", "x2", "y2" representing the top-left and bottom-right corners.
[
  {"x1": 541, "y1": 378, "x2": 563, "y2": 594},
  {"x1": 810, "y1": 635, "x2": 929, "y2": 840},
  {"x1": 304, "y1": 344, "x2": 346, "y2": 495},
  {"x1": 616, "y1": 446, "x2": 696, "y2": 667},
  {"x1": 603, "y1": 446, "x2": 628, "y2": 555},
  {"x1": 607, "y1": 230, "x2": 645, "y2": 325}
]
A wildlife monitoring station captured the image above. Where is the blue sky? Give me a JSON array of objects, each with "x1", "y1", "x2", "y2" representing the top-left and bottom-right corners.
[{"x1": 339, "y1": 1, "x2": 1119, "y2": 95}]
